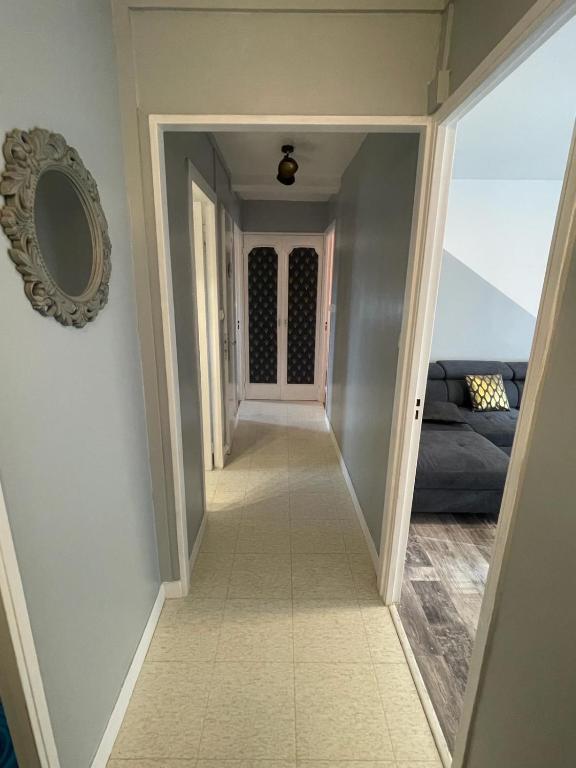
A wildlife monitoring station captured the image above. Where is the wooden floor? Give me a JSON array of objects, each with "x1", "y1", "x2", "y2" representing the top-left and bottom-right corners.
[{"x1": 399, "y1": 512, "x2": 498, "y2": 753}]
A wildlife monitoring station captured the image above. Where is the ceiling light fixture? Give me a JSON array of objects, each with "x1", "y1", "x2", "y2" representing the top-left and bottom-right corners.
[{"x1": 276, "y1": 144, "x2": 298, "y2": 186}]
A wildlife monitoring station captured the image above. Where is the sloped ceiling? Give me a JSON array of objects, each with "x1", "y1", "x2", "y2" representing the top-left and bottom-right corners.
[{"x1": 212, "y1": 132, "x2": 366, "y2": 201}]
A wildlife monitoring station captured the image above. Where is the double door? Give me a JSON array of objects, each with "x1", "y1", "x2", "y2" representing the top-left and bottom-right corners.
[{"x1": 244, "y1": 234, "x2": 324, "y2": 401}]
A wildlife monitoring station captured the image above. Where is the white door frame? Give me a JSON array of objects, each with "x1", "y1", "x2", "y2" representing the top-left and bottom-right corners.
[
  {"x1": 0, "y1": 480, "x2": 60, "y2": 768},
  {"x1": 321, "y1": 221, "x2": 336, "y2": 404},
  {"x1": 202, "y1": 199, "x2": 226, "y2": 471},
  {"x1": 189, "y1": 164, "x2": 226, "y2": 473},
  {"x1": 233, "y1": 222, "x2": 245, "y2": 403},
  {"x1": 219, "y1": 207, "x2": 239, "y2": 450},
  {"x1": 148, "y1": 113, "x2": 428, "y2": 598},
  {"x1": 243, "y1": 232, "x2": 326, "y2": 401}
]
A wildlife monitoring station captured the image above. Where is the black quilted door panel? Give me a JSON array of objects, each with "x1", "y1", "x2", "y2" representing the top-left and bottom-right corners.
[
  {"x1": 248, "y1": 247, "x2": 278, "y2": 384},
  {"x1": 287, "y1": 247, "x2": 319, "y2": 385}
]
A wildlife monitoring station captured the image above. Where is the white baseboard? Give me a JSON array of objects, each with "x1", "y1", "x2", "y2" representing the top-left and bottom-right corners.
[
  {"x1": 188, "y1": 514, "x2": 207, "y2": 582},
  {"x1": 163, "y1": 579, "x2": 183, "y2": 599},
  {"x1": 390, "y1": 605, "x2": 452, "y2": 768},
  {"x1": 324, "y1": 413, "x2": 379, "y2": 570},
  {"x1": 164, "y1": 515, "x2": 207, "y2": 599},
  {"x1": 90, "y1": 584, "x2": 166, "y2": 768}
]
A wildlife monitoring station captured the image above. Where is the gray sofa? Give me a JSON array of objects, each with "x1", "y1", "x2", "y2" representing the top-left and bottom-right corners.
[{"x1": 412, "y1": 360, "x2": 527, "y2": 515}]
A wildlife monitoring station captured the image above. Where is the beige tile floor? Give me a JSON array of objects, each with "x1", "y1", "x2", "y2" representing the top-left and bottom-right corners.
[{"x1": 109, "y1": 401, "x2": 441, "y2": 768}]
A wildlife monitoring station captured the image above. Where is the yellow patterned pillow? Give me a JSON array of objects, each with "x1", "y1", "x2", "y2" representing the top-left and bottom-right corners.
[{"x1": 465, "y1": 374, "x2": 510, "y2": 412}]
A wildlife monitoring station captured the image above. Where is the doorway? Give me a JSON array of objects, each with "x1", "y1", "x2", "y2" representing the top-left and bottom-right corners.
[
  {"x1": 0, "y1": 480, "x2": 56, "y2": 767},
  {"x1": 190, "y1": 176, "x2": 226, "y2": 471},
  {"x1": 389, "y1": 12, "x2": 576, "y2": 758},
  {"x1": 321, "y1": 221, "x2": 336, "y2": 404},
  {"x1": 220, "y1": 209, "x2": 239, "y2": 450},
  {"x1": 244, "y1": 233, "x2": 325, "y2": 401}
]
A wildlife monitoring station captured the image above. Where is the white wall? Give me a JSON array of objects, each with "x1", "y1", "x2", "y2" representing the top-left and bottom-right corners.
[
  {"x1": 432, "y1": 15, "x2": 576, "y2": 362},
  {"x1": 0, "y1": 2, "x2": 160, "y2": 766},
  {"x1": 431, "y1": 179, "x2": 560, "y2": 361},
  {"x1": 431, "y1": 251, "x2": 537, "y2": 361},
  {"x1": 444, "y1": 179, "x2": 562, "y2": 316}
]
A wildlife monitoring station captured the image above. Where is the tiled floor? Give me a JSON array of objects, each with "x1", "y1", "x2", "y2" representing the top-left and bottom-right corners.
[{"x1": 109, "y1": 401, "x2": 442, "y2": 768}]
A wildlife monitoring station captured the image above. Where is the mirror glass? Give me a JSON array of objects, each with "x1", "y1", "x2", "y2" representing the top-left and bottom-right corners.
[{"x1": 34, "y1": 169, "x2": 93, "y2": 297}]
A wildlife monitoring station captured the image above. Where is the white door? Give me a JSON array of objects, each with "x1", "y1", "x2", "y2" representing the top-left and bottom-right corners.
[{"x1": 244, "y1": 233, "x2": 324, "y2": 401}]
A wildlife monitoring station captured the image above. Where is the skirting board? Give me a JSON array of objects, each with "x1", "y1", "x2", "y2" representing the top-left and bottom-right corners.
[
  {"x1": 163, "y1": 513, "x2": 207, "y2": 600},
  {"x1": 163, "y1": 580, "x2": 183, "y2": 599},
  {"x1": 188, "y1": 513, "x2": 207, "y2": 582},
  {"x1": 324, "y1": 413, "x2": 379, "y2": 569},
  {"x1": 390, "y1": 605, "x2": 452, "y2": 768},
  {"x1": 89, "y1": 584, "x2": 166, "y2": 768}
]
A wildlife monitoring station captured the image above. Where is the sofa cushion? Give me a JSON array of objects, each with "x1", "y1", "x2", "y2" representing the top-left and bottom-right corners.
[
  {"x1": 426, "y1": 379, "x2": 448, "y2": 402},
  {"x1": 428, "y1": 362, "x2": 446, "y2": 380},
  {"x1": 508, "y1": 361, "x2": 528, "y2": 380},
  {"x1": 421, "y1": 421, "x2": 473, "y2": 432},
  {"x1": 415, "y1": 430, "x2": 509, "y2": 491},
  {"x1": 435, "y1": 361, "x2": 518, "y2": 408},
  {"x1": 460, "y1": 408, "x2": 519, "y2": 448},
  {"x1": 423, "y1": 400, "x2": 467, "y2": 423},
  {"x1": 438, "y1": 360, "x2": 514, "y2": 380},
  {"x1": 504, "y1": 380, "x2": 519, "y2": 408}
]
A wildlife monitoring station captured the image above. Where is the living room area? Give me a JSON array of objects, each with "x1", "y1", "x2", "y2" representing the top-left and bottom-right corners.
[{"x1": 398, "y1": 15, "x2": 576, "y2": 756}]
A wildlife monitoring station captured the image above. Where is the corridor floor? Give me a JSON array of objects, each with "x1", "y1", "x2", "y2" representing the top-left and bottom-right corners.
[{"x1": 109, "y1": 401, "x2": 442, "y2": 767}]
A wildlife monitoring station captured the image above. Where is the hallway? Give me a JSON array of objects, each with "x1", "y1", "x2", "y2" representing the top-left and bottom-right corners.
[{"x1": 109, "y1": 401, "x2": 442, "y2": 766}]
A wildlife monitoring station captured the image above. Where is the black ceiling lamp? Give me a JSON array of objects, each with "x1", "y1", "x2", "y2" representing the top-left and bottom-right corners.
[{"x1": 276, "y1": 144, "x2": 298, "y2": 186}]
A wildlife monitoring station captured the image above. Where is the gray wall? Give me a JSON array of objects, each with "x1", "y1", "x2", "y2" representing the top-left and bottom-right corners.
[
  {"x1": 164, "y1": 131, "x2": 241, "y2": 559},
  {"x1": 327, "y1": 133, "x2": 420, "y2": 547},
  {"x1": 242, "y1": 200, "x2": 330, "y2": 233},
  {"x1": 448, "y1": 0, "x2": 541, "y2": 92},
  {"x1": 462, "y1": 214, "x2": 576, "y2": 768},
  {"x1": 0, "y1": 2, "x2": 160, "y2": 767},
  {"x1": 431, "y1": 251, "x2": 537, "y2": 360}
]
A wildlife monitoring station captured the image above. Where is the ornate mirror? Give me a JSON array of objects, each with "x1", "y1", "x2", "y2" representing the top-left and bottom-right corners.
[{"x1": 0, "y1": 128, "x2": 111, "y2": 327}]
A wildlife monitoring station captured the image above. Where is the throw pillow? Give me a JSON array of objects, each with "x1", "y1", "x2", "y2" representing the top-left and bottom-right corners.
[{"x1": 465, "y1": 374, "x2": 510, "y2": 412}]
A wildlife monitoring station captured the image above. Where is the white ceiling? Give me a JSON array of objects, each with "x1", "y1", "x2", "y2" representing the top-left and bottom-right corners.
[
  {"x1": 453, "y1": 15, "x2": 576, "y2": 181},
  {"x1": 212, "y1": 132, "x2": 366, "y2": 201}
]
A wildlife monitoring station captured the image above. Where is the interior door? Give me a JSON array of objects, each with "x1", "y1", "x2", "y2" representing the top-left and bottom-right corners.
[
  {"x1": 221, "y1": 209, "x2": 238, "y2": 447},
  {"x1": 281, "y1": 235, "x2": 324, "y2": 400},
  {"x1": 244, "y1": 233, "x2": 324, "y2": 401},
  {"x1": 244, "y1": 234, "x2": 282, "y2": 399}
]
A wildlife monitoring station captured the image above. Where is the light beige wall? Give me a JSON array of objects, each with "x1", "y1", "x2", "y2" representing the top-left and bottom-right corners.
[
  {"x1": 448, "y1": 0, "x2": 541, "y2": 91},
  {"x1": 130, "y1": 10, "x2": 441, "y2": 116}
]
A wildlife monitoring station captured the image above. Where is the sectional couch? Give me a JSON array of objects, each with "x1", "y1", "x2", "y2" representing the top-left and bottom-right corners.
[{"x1": 412, "y1": 360, "x2": 527, "y2": 515}]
